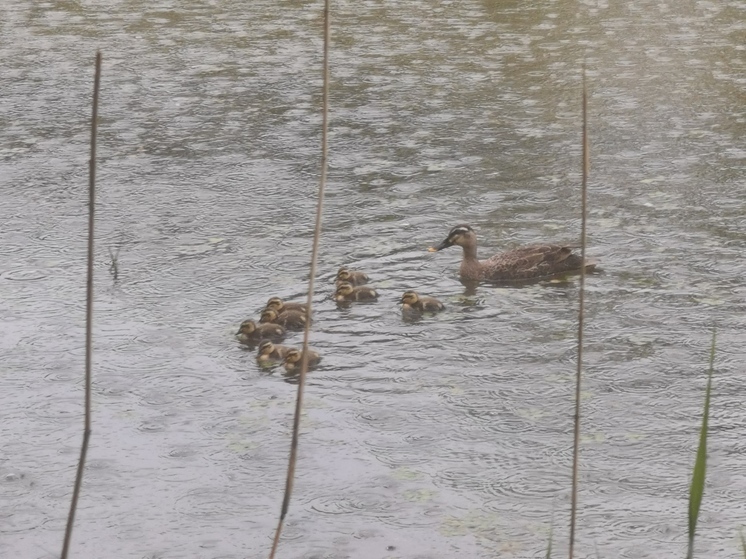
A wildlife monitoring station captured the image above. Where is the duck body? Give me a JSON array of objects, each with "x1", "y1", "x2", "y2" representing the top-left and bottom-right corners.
[
  {"x1": 334, "y1": 282, "x2": 378, "y2": 303},
  {"x1": 336, "y1": 267, "x2": 369, "y2": 287},
  {"x1": 429, "y1": 225, "x2": 596, "y2": 282},
  {"x1": 265, "y1": 297, "x2": 307, "y2": 314},
  {"x1": 400, "y1": 291, "x2": 445, "y2": 313},
  {"x1": 260, "y1": 308, "x2": 308, "y2": 330},
  {"x1": 236, "y1": 320, "x2": 286, "y2": 346},
  {"x1": 256, "y1": 341, "x2": 294, "y2": 364},
  {"x1": 283, "y1": 348, "x2": 322, "y2": 373}
]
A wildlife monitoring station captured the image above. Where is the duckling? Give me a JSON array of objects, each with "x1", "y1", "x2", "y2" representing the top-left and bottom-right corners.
[
  {"x1": 260, "y1": 308, "x2": 308, "y2": 330},
  {"x1": 334, "y1": 281, "x2": 378, "y2": 303},
  {"x1": 283, "y1": 348, "x2": 322, "y2": 374},
  {"x1": 400, "y1": 291, "x2": 445, "y2": 313},
  {"x1": 335, "y1": 267, "x2": 369, "y2": 287},
  {"x1": 429, "y1": 224, "x2": 597, "y2": 282},
  {"x1": 235, "y1": 319, "x2": 286, "y2": 346},
  {"x1": 264, "y1": 296, "x2": 307, "y2": 314},
  {"x1": 256, "y1": 340, "x2": 294, "y2": 364}
]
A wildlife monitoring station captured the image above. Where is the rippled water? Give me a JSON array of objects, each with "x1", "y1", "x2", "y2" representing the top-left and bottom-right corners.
[{"x1": 2, "y1": 1, "x2": 744, "y2": 558}]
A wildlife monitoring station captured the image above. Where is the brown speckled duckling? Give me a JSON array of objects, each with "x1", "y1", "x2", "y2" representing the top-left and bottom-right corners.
[
  {"x1": 260, "y1": 308, "x2": 308, "y2": 330},
  {"x1": 335, "y1": 267, "x2": 369, "y2": 287},
  {"x1": 256, "y1": 340, "x2": 294, "y2": 364},
  {"x1": 235, "y1": 319, "x2": 286, "y2": 346},
  {"x1": 429, "y1": 224, "x2": 597, "y2": 282},
  {"x1": 334, "y1": 281, "x2": 378, "y2": 303},
  {"x1": 283, "y1": 348, "x2": 321, "y2": 373},
  {"x1": 264, "y1": 297, "x2": 307, "y2": 314},
  {"x1": 400, "y1": 291, "x2": 445, "y2": 313}
]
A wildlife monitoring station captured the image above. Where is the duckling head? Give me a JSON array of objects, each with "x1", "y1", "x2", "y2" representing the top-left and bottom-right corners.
[
  {"x1": 284, "y1": 348, "x2": 302, "y2": 365},
  {"x1": 236, "y1": 319, "x2": 257, "y2": 335},
  {"x1": 335, "y1": 282, "x2": 355, "y2": 299},
  {"x1": 260, "y1": 309, "x2": 278, "y2": 323},
  {"x1": 265, "y1": 297, "x2": 284, "y2": 312},
  {"x1": 336, "y1": 268, "x2": 351, "y2": 281},
  {"x1": 257, "y1": 340, "x2": 276, "y2": 356},
  {"x1": 400, "y1": 291, "x2": 420, "y2": 306},
  {"x1": 428, "y1": 225, "x2": 475, "y2": 252}
]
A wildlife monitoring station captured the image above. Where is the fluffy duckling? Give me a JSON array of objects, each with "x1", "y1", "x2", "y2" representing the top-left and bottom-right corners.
[
  {"x1": 235, "y1": 319, "x2": 286, "y2": 346},
  {"x1": 429, "y1": 224, "x2": 597, "y2": 282},
  {"x1": 336, "y1": 267, "x2": 369, "y2": 287},
  {"x1": 256, "y1": 340, "x2": 294, "y2": 364},
  {"x1": 334, "y1": 281, "x2": 378, "y2": 303},
  {"x1": 264, "y1": 296, "x2": 307, "y2": 314},
  {"x1": 400, "y1": 291, "x2": 445, "y2": 313},
  {"x1": 260, "y1": 308, "x2": 308, "y2": 330},
  {"x1": 283, "y1": 348, "x2": 322, "y2": 374}
]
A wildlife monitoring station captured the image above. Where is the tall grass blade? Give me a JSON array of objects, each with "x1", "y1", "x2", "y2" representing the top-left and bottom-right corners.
[
  {"x1": 740, "y1": 528, "x2": 746, "y2": 559},
  {"x1": 61, "y1": 50, "x2": 101, "y2": 559},
  {"x1": 686, "y1": 328, "x2": 716, "y2": 559},
  {"x1": 267, "y1": 2, "x2": 330, "y2": 557},
  {"x1": 568, "y1": 63, "x2": 589, "y2": 559},
  {"x1": 545, "y1": 520, "x2": 554, "y2": 559}
]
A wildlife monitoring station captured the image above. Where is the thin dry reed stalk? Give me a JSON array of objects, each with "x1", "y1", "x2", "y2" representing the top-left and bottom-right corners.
[
  {"x1": 268, "y1": 1, "x2": 331, "y2": 557},
  {"x1": 568, "y1": 65, "x2": 589, "y2": 559},
  {"x1": 61, "y1": 49, "x2": 100, "y2": 559}
]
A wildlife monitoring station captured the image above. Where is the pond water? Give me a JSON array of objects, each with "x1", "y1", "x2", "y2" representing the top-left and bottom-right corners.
[{"x1": 1, "y1": 1, "x2": 744, "y2": 558}]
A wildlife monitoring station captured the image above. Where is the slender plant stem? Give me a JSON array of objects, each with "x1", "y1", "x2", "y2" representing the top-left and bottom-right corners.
[
  {"x1": 61, "y1": 49, "x2": 100, "y2": 559},
  {"x1": 268, "y1": 2, "x2": 330, "y2": 557},
  {"x1": 568, "y1": 64, "x2": 589, "y2": 559},
  {"x1": 686, "y1": 328, "x2": 716, "y2": 559}
]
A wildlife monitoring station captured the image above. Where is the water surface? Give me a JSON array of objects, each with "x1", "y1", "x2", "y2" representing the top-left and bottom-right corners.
[{"x1": 1, "y1": 1, "x2": 745, "y2": 558}]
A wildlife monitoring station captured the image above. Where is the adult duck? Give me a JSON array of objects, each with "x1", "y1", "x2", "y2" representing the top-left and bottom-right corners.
[{"x1": 429, "y1": 224, "x2": 596, "y2": 282}]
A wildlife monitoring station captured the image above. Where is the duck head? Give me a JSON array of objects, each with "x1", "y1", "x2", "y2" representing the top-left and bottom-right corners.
[
  {"x1": 336, "y1": 268, "x2": 352, "y2": 282},
  {"x1": 260, "y1": 309, "x2": 278, "y2": 323},
  {"x1": 257, "y1": 340, "x2": 276, "y2": 357},
  {"x1": 265, "y1": 297, "x2": 284, "y2": 312},
  {"x1": 334, "y1": 282, "x2": 355, "y2": 299},
  {"x1": 284, "y1": 349, "x2": 302, "y2": 366},
  {"x1": 428, "y1": 225, "x2": 476, "y2": 251},
  {"x1": 236, "y1": 319, "x2": 257, "y2": 335},
  {"x1": 400, "y1": 291, "x2": 420, "y2": 306}
]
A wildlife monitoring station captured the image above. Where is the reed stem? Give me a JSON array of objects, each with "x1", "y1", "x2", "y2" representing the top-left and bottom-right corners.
[
  {"x1": 268, "y1": 2, "x2": 330, "y2": 556},
  {"x1": 61, "y1": 49, "x2": 100, "y2": 559},
  {"x1": 568, "y1": 64, "x2": 588, "y2": 559}
]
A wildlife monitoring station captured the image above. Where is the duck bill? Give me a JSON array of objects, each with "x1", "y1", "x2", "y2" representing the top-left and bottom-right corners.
[{"x1": 428, "y1": 238, "x2": 452, "y2": 252}]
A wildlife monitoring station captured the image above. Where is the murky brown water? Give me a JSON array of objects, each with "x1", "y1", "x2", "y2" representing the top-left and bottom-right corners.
[{"x1": 2, "y1": 1, "x2": 744, "y2": 558}]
